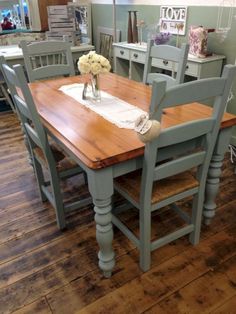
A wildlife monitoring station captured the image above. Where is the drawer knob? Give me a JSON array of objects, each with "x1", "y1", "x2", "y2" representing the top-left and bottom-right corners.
[
  {"x1": 186, "y1": 65, "x2": 189, "y2": 70},
  {"x1": 163, "y1": 60, "x2": 168, "y2": 66},
  {"x1": 133, "y1": 53, "x2": 138, "y2": 58},
  {"x1": 120, "y1": 50, "x2": 124, "y2": 55}
]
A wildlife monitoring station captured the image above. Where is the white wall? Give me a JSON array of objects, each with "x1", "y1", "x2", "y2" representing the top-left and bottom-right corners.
[
  {"x1": 0, "y1": 0, "x2": 19, "y2": 9},
  {"x1": 91, "y1": 0, "x2": 236, "y2": 6}
]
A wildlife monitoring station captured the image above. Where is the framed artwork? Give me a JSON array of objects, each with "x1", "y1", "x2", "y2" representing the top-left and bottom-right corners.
[
  {"x1": 74, "y1": 4, "x2": 92, "y2": 44},
  {"x1": 96, "y1": 26, "x2": 121, "y2": 66},
  {"x1": 159, "y1": 6, "x2": 188, "y2": 36}
]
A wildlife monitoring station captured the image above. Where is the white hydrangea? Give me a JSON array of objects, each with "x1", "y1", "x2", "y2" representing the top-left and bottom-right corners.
[
  {"x1": 78, "y1": 61, "x2": 91, "y2": 74},
  {"x1": 78, "y1": 51, "x2": 111, "y2": 75},
  {"x1": 91, "y1": 62, "x2": 102, "y2": 75}
]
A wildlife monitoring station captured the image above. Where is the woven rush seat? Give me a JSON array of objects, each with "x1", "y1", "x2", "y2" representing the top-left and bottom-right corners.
[
  {"x1": 115, "y1": 170, "x2": 199, "y2": 204},
  {"x1": 33, "y1": 143, "x2": 78, "y2": 172}
]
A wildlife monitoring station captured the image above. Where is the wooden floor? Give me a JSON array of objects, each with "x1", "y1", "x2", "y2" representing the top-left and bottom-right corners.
[{"x1": 1, "y1": 112, "x2": 236, "y2": 314}]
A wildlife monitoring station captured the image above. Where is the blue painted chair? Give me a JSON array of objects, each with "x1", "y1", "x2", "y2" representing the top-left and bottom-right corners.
[
  {"x1": 1, "y1": 61, "x2": 91, "y2": 230},
  {"x1": 143, "y1": 39, "x2": 189, "y2": 88},
  {"x1": 20, "y1": 38, "x2": 75, "y2": 82},
  {"x1": 113, "y1": 64, "x2": 236, "y2": 271}
]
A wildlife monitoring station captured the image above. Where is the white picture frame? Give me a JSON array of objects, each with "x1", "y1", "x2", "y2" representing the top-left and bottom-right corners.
[{"x1": 159, "y1": 6, "x2": 188, "y2": 36}]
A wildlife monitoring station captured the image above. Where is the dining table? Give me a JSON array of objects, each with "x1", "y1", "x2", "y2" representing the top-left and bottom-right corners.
[{"x1": 28, "y1": 72, "x2": 236, "y2": 277}]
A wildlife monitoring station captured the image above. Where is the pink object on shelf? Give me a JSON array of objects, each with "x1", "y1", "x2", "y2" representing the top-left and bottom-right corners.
[{"x1": 188, "y1": 26, "x2": 208, "y2": 58}]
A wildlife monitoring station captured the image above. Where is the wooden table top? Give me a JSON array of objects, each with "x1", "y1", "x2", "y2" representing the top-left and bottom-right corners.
[{"x1": 29, "y1": 73, "x2": 236, "y2": 169}]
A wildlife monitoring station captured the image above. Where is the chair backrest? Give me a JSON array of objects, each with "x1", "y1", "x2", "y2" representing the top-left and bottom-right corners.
[
  {"x1": 20, "y1": 38, "x2": 75, "y2": 82},
  {"x1": 0, "y1": 70, "x2": 5, "y2": 83},
  {"x1": 140, "y1": 64, "x2": 236, "y2": 205},
  {"x1": 0, "y1": 56, "x2": 16, "y2": 113},
  {"x1": 143, "y1": 39, "x2": 189, "y2": 88},
  {"x1": 0, "y1": 58, "x2": 56, "y2": 168},
  {"x1": 0, "y1": 56, "x2": 8, "y2": 83},
  {"x1": 96, "y1": 26, "x2": 121, "y2": 66}
]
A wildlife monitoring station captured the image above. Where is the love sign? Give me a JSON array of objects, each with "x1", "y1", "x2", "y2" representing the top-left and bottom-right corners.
[{"x1": 160, "y1": 6, "x2": 188, "y2": 35}]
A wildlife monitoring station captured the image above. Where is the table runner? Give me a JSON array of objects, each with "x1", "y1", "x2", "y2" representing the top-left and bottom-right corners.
[{"x1": 59, "y1": 83, "x2": 147, "y2": 129}]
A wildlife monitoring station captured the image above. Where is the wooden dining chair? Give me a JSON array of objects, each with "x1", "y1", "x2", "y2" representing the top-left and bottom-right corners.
[
  {"x1": 113, "y1": 64, "x2": 236, "y2": 271},
  {"x1": 143, "y1": 39, "x2": 189, "y2": 88},
  {"x1": 0, "y1": 56, "x2": 33, "y2": 166},
  {"x1": 1, "y1": 61, "x2": 91, "y2": 230},
  {"x1": 20, "y1": 37, "x2": 75, "y2": 82}
]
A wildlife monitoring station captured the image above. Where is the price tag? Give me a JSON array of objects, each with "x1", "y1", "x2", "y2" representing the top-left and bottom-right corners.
[{"x1": 134, "y1": 114, "x2": 152, "y2": 135}]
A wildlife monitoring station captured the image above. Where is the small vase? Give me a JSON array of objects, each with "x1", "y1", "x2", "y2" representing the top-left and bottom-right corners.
[
  {"x1": 127, "y1": 11, "x2": 133, "y2": 43},
  {"x1": 132, "y1": 11, "x2": 138, "y2": 43},
  {"x1": 91, "y1": 74, "x2": 101, "y2": 101}
]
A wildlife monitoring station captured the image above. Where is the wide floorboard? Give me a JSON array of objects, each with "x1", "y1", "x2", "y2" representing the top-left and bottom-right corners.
[{"x1": 0, "y1": 112, "x2": 236, "y2": 314}]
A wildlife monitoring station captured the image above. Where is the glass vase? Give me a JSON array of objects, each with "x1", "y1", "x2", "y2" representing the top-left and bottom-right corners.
[{"x1": 91, "y1": 74, "x2": 101, "y2": 101}]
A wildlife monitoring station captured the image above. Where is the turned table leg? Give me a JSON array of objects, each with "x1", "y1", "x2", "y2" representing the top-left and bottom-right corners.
[
  {"x1": 203, "y1": 127, "x2": 233, "y2": 225},
  {"x1": 87, "y1": 167, "x2": 115, "y2": 278}
]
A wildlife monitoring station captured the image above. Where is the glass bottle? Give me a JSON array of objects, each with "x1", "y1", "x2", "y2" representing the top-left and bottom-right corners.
[
  {"x1": 127, "y1": 11, "x2": 133, "y2": 43},
  {"x1": 132, "y1": 11, "x2": 138, "y2": 43}
]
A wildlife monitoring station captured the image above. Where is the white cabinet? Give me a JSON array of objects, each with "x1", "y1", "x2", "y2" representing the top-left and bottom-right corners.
[{"x1": 113, "y1": 42, "x2": 225, "y2": 82}]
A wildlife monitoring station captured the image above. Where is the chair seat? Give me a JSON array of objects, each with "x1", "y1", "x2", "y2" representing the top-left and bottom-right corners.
[
  {"x1": 115, "y1": 170, "x2": 199, "y2": 204},
  {"x1": 34, "y1": 143, "x2": 78, "y2": 172}
]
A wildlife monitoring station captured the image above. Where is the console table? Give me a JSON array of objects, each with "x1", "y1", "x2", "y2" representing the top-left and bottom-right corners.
[
  {"x1": 113, "y1": 42, "x2": 225, "y2": 82},
  {"x1": 0, "y1": 44, "x2": 94, "y2": 68}
]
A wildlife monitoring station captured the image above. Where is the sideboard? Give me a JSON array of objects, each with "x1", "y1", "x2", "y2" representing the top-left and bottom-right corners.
[
  {"x1": 0, "y1": 44, "x2": 94, "y2": 70},
  {"x1": 113, "y1": 42, "x2": 225, "y2": 82}
]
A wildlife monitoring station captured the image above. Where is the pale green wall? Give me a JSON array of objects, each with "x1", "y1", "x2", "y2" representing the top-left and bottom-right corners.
[{"x1": 92, "y1": 4, "x2": 236, "y2": 145}]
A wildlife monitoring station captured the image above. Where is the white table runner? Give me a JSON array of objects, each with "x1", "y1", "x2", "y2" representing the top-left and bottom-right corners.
[{"x1": 59, "y1": 83, "x2": 147, "y2": 129}]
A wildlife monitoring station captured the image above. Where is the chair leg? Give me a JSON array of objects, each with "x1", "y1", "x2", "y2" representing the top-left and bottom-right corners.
[
  {"x1": 33, "y1": 158, "x2": 48, "y2": 202},
  {"x1": 139, "y1": 207, "x2": 151, "y2": 272},
  {"x1": 23, "y1": 133, "x2": 34, "y2": 166},
  {"x1": 0, "y1": 84, "x2": 16, "y2": 113},
  {"x1": 189, "y1": 191, "x2": 204, "y2": 245},
  {"x1": 83, "y1": 171, "x2": 88, "y2": 185},
  {"x1": 50, "y1": 170, "x2": 66, "y2": 230},
  {"x1": 18, "y1": 123, "x2": 34, "y2": 166}
]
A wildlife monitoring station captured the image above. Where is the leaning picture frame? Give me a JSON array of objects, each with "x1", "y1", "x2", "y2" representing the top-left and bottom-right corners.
[{"x1": 159, "y1": 6, "x2": 188, "y2": 35}]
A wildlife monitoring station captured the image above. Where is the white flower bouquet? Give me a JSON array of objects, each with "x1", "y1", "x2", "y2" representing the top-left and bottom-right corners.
[
  {"x1": 77, "y1": 51, "x2": 111, "y2": 75},
  {"x1": 78, "y1": 51, "x2": 111, "y2": 101}
]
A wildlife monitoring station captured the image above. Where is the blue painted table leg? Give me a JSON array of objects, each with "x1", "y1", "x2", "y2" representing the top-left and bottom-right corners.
[
  {"x1": 203, "y1": 127, "x2": 232, "y2": 225},
  {"x1": 87, "y1": 167, "x2": 115, "y2": 277}
]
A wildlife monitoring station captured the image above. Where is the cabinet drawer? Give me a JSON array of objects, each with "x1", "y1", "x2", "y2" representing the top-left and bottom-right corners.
[
  {"x1": 47, "y1": 6, "x2": 74, "y2": 17},
  {"x1": 114, "y1": 48, "x2": 129, "y2": 60},
  {"x1": 152, "y1": 58, "x2": 174, "y2": 71},
  {"x1": 184, "y1": 61, "x2": 199, "y2": 77},
  {"x1": 130, "y1": 50, "x2": 146, "y2": 64}
]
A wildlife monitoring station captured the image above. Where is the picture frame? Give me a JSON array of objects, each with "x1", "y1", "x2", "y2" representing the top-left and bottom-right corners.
[{"x1": 159, "y1": 6, "x2": 188, "y2": 36}]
